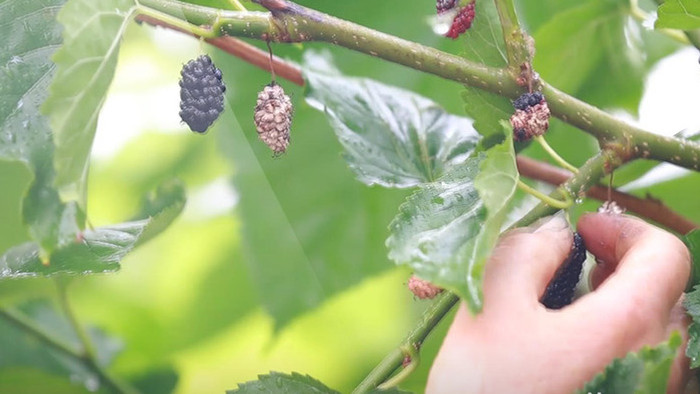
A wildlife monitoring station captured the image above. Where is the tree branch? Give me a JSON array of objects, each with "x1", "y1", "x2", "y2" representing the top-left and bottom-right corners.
[
  {"x1": 136, "y1": 0, "x2": 700, "y2": 173},
  {"x1": 137, "y1": 11, "x2": 700, "y2": 235},
  {"x1": 516, "y1": 156, "x2": 698, "y2": 234}
]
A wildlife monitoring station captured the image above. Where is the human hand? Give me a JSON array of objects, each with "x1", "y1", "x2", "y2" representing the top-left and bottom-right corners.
[{"x1": 426, "y1": 213, "x2": 691, "y2": 394}]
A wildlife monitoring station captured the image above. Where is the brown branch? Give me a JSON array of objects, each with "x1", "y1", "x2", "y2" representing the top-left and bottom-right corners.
[
  {"x1": 516, "y1": 156, "x2": 698, "y2": 234},
  {"x1": 135, "y1": 14, "x2": 305, "y2": 86},
  {"x1": 136, "y1": 14, "x2": 698, "y2": 235}
]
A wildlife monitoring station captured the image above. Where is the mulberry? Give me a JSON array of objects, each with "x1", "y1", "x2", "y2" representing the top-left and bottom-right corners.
[
  {"x1": 179, "y1": 55, "x2": 226, "y2": 133},
  {"x1": 254, "y1": 82, "x2": 293, "y2": 154},
  {"x1": 512, "y1": 92, "x2": 543, "y2": 111},
  {"x1": 540, "y1": 232, "x2": 587, "y2": 309},
  {"x1": 436, "y1": 0, "x2": 457, "y2": 14},
  {"x1": 445, "y1": 1, "x2": 476, "y2": 39},
  {"x1": 408, "y1": 275, "x2": 443, "y2": 299},
  {"x1": 510, "y1": 92, "x2": 550, "y2": 141}
]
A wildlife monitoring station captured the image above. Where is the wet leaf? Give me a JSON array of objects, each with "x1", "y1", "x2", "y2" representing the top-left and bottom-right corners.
[
  {"x1": 387, "y1": 125, "x2": 517, "y2": 311},
  {"x1": 304, "y1": 51, "x2": 480, "y2": 188}
]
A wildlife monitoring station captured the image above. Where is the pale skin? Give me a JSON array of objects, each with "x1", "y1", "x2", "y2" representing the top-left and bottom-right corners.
[{"x1": 427, "y1": 213, "x2": 692, "y2": 394}]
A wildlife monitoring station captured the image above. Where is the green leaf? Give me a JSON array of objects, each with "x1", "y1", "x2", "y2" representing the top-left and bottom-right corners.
[
  {"x1": 0, "y1": 0, "x2": 81, "y2": 253},
  {"x1": 533, "y1": 1, "x2": 619, "y2": 96},
  {"x1": 130, "y1": 366, "x2": 179, "y2": 394},
  {"x1": 387, "y1": 125, "x2": 518, "y2": 312},
  {"x1": 532, "y1": 0, "x2": 678, "y2": 113},
  {"x1": 579, "y1": 331, "x2": 682, "y2": 394},
  {"x1": 131, "y1": 178, "x2": 186, "y2": 246},
  {"x1": 0, "y1": 301, "x2": 122, "y2": 390},
  {"x1": 458, "y1": 0, "x2": 513, "y2": 139},
  {"x1": 656, "y1": 0, "x2": 700, "y2": 30},
  {"x1": 686, "y1": 230, "x2": 700, "y2": 290},
  {"x1": 42, "y1": 0, "x2": 137, "y2": 195},
  {"x1": 685, "y1": 285, "x2": 700, "y2": 368},
  {"x1": 304, "y1": 51, "x2": 480, "y2": 188},
  {"x1": 227, "y1": 371, "x2": 340, "y2": 394},
  {"x1": 0, "y1": 367, "x2": 91, "y2": 394},
  {"x1": 0, "y1": 221, "x2": 145, "y2": 277},
  {"x1": 0, "y1": 180, "x2": 185, "y2": 278}
]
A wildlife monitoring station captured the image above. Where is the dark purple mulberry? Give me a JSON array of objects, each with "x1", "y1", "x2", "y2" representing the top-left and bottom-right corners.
[
  {"x1": 445, "y1": 1, "x2": 476, "y2": 39},
  {"x1": 436, "y1": 0, "x2": 457, "y2": 14},
  {"x1": 179, "y1": 54, "x2": 226, "y2": 133},
  {"x1": 513, "y1": 92, "x2": 543, "y2": 110},
  {"x1": 540, "y1": 232, "x2": 587, "y2": 309}
]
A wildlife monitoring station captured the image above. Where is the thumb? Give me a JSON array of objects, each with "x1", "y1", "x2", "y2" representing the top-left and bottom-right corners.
[{"x1": 483, "y1": 214, "x2": 573, "y2": 310}]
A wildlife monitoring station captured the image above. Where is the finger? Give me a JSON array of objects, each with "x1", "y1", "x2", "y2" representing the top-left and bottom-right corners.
[
  {"x1": 483, "y1": 214, "x2": 573, "y2": 309},
  {"x1": 666, "y1": 300, "x2": 691, "y2": 394},
  {"x1": 572, "y1": 213, "x2": 690, "y2": 339}
]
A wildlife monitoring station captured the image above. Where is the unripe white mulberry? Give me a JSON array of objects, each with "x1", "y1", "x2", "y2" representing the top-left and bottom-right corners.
[
  {"x1": 254, "y1": 82, "x2": 293, "y2": 154},
  {"x1": 408, "y1": 275, "x2": 443, "y2": 299}
]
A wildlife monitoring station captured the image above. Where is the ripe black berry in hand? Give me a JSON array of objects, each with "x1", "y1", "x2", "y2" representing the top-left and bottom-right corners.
[{"x1": 540, "y1": 232, "x2": 587, "y2": 309}]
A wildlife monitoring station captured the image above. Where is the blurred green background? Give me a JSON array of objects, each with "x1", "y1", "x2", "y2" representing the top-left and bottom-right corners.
[{"x1": 1, "y1": 0, "x2": 699, "y2": 392}]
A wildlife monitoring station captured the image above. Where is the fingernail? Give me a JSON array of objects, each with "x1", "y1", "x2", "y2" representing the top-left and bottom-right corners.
[{"x1": 533, "y1": 212, "x2": 568, "y2": 233}]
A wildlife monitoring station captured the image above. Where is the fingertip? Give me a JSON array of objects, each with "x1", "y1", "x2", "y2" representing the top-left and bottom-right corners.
[{"x1": 577, "y1": 213, "x2": 648, "y2": 265}]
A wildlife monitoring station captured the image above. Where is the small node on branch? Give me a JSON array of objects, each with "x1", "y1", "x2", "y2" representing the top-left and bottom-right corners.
[{"x1": 408, "y1": 275, "x2": 443, "y2": 299}]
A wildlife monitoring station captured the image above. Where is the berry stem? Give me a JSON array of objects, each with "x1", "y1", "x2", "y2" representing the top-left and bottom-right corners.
[
  {"x1": 227, "y1": 0, "x2": 248, "y2": 12},
  {"x1": 135, "y1": 4, "x2": 221, "y2": 39},
  {"x1": 517, "y1": 180, "x2": 572, "y2": 209},
  {"x1": 534, "y1": 136, "x2": 579, "y2": 174},
  {"x1": 513, "y1": 150, "x2": 619, "y2": 229}
]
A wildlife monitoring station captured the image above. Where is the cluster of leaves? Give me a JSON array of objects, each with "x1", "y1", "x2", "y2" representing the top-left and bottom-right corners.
[{"x1": 1, "y1": 0, "x2": 699, "y2": 392}]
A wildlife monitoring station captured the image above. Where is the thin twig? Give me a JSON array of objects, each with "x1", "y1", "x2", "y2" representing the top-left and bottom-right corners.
[
  {"x1": 136, "y1": 11, "x2": 700, "y2": 235},
  {"x1": 135, "y1": 14, "x2": 305, "y2": 86},
  {"x1": 516, "y1": 156, "x2": 699, "y2": 234}
]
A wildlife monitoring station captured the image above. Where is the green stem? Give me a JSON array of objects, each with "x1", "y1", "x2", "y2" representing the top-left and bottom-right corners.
[
  {"x1": 493, "y1": 0, "x2": 529, "y2": 69},
  {"x1": 227, "y1": 0, "x2": 247, "y2": 12},
  {"x1": 513, "y1": 150, "x2": 621, "y2": 228},
  {"x1": 136, "y1": 0, "x2": 700, "y2": 174},
  {"x1": 517, "y1": 180, "x2": 572, "y2": 209},
  {"x1": 56, "y1": 280, "x2": 96, "y2": 360},
  {"x1": 376, "y1": 344, "x2": 420, "y2": 390},
  {"x1": 0, "y1": 308, "x2": 82, "y2": 359},
  {"x1": 352, "y1": 291, "x2": 459, "y2": 393},
  {"x1": 651, "y1": 0, "x2": 700, "y2": 50},
  {"x1": 56, "y1": 281, "x2": 138, "y2": 394},
  {"x1": 0, "y1": 306, "x2": 137, "y2": 394},
  {"x1": 535, "y1": 136, "x2": 578, "y2": 174},
  {"x1": 135, "y1": 4, "x2": 220, "y2": 38}
]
